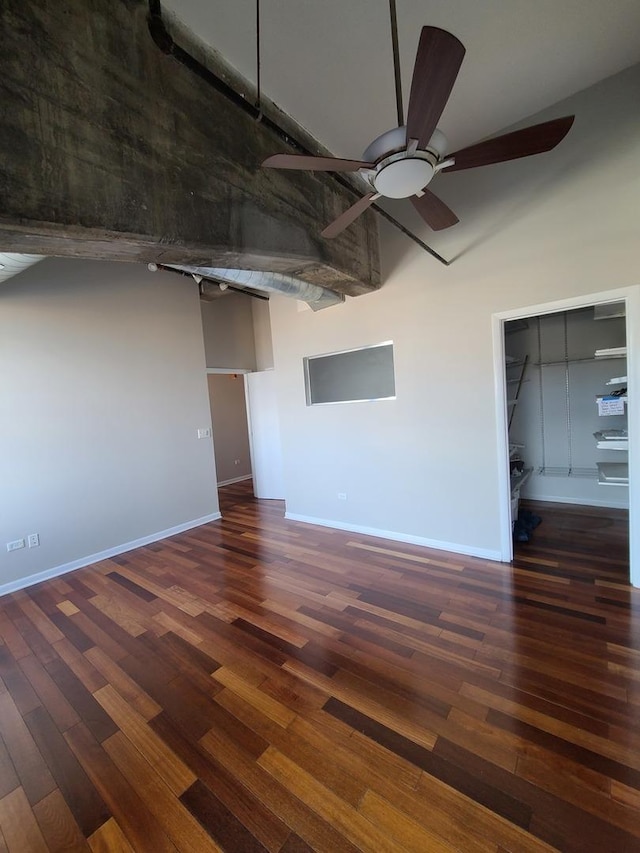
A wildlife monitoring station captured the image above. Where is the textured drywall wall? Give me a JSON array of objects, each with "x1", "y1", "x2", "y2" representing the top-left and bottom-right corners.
[
  {"x1": 201, "y1": 294, "x2": 257, "y2": 370},
  {"x1": 268, "y1": 65, "x2": 640, "y2": 577},
  {"x1": 0, "y1": 258, "x2": 219, "y2": 589},
  {"x1": 252, "y1": 300, "x2": 275, "y2": 370}
]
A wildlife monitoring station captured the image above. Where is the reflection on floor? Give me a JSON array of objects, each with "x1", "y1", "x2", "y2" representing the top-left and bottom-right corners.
[
  {"x1": 0, "y1": 480, "x2": 638, "y2": 851},
  {"x1": 515, "y1": 499, "x2": 629, "y2": 584}
]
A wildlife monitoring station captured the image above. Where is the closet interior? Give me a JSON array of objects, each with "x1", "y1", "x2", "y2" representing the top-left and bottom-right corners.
[{"x1": 505, "y1": 301, "x2": 628, "y2": 556}]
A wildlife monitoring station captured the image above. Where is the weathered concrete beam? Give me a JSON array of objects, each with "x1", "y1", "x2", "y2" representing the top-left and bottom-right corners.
[{"x1": 0, "y1": 0, "x2": 380, "y2": 296}]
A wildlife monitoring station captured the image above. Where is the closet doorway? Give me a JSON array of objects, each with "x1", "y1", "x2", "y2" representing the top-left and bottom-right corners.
[{"x1": 494, "y1": 289, "x2": 638, "y2": 586}]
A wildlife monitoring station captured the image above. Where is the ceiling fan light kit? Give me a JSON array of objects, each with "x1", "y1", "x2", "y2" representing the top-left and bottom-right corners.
[
  {"x1": 371, "y1": 154, "x2": 434, "y2": 199},
  {"x1": 262, "y1": 20, "x2": 575, "y2": 239}
]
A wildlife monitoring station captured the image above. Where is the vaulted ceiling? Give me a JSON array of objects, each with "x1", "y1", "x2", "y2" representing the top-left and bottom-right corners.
[
  {"x1": 156, "y1": 2, "x2": 640, "y2": 262},
  {"x1": 3, "y1": 2, "x2": 639, "y2": 293},
  {"x1": 163, "y1": 1, "x2": 640, "y2": 158}
]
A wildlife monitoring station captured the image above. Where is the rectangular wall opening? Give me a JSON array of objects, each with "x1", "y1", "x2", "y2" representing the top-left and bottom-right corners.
[{"x1": 304, "y1": 341, "x2": 395, "y2": 406}]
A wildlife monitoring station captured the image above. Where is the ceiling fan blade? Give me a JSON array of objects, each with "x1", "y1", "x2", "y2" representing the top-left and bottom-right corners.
[
  {"x1": 406, "y1": 27, "x2": 465, "y2": 149},
  {"x1": 262, "y1": 154, "x2": 373, "y2": 172},
  {"x1": 445, "y1": 115, "x2": 575, "y2": 172},
  {"x1": 321, "y1": 192, "x2": 377, "y2": 239},
  {"x1": 411, "y1": 189, "x2": 459, "y2": 231}
]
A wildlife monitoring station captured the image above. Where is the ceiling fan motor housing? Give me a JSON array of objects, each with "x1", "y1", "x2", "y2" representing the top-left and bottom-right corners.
[{"x1": 362, "y1": 126, "x2": 448, "y2": 161}]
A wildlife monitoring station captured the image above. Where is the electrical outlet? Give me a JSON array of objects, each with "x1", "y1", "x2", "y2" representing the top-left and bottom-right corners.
[
  {"x1": 197, "y1": 428, "x2": 212, "y2": 439},
  {"x1": 234, "y1": 459, "x2": 240, "y2": 465},
  {"x1": 28, "y1": 533, "x2": 40, "y2": 548},
  {"x1": 337, "y1": 492, "x2": 347, "y2": 501},
  {"x1": 7, "y1": 539, "x2": 25, "y2": 552}
]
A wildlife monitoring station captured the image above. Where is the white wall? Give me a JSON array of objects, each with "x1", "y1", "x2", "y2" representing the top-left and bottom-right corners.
[
  {"x1": 201, "y1": 293, "x2": 257, "y2": 369},
  {"x1": 0, "y1": 258, "x2": 219, "y2": 593},
  {"x1": 268, "y1": 65, "x2": 640, "y2": 568},
  {"x1": 252, "y1": 299, "x2": 274, "y2": 370}
]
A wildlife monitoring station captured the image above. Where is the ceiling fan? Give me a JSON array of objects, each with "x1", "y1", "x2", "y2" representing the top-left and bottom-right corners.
[{"x1": 261, "y1": 24, "x2": 574, "y2": 239}]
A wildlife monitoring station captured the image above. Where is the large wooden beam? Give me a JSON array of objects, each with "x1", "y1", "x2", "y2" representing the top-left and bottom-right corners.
[{"x1": 0, "y1": 0, "x2": 380, "y2": 296}]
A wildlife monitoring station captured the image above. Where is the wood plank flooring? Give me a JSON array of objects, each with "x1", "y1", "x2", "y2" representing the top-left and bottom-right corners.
[
  {"x1": 515, "y1": 499, "x2": 629, "y2": 583},
  {"x1": 1, "y1": 481, "x2": 639, "y2": 852}
]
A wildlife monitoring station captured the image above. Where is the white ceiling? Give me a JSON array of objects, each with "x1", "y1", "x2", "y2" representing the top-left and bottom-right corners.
[{"x1": 163, "y1": 0, "x2": 640, "y2": 157}]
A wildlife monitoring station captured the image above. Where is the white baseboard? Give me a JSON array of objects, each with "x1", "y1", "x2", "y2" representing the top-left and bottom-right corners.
[
  {"x1": 284, "y1": 513, "x2": 503, "y2": 561},
  {"x1": 217, "y1": 475, "x2": 252, "y2": 487},
  {"x1": 0, "y1": 512, "x2": 222, "y2": 598}
]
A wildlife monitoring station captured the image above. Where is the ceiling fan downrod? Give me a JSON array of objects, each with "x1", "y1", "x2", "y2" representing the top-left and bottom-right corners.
[{"x1": 389, "y1": 0, "x2": 404, "y2": 128}]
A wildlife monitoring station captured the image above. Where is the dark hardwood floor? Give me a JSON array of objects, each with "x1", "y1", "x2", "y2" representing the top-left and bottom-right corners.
[
  {"x1": 515, "y1": 499, "x2": 630, "y2": 583},
  {"x1": 1, "y1": 481, "x2": 640, "y2": 852}
]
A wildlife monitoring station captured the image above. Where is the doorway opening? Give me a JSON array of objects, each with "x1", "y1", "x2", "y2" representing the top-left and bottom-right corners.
[
  {"x1": 206, "y1": 367, "x2": 285, "y2": 509},
  {"x1": 494, "y1": 288, "x2": 638, "y2": 586},
  {"x1": 206, "y1": 368, "x2": 253, "y2": 504}
]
